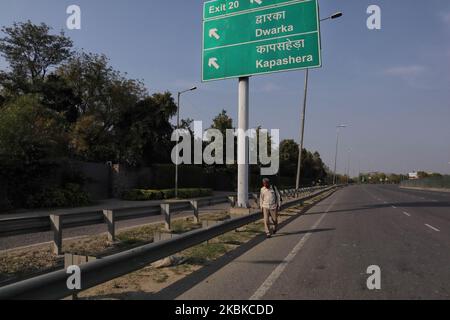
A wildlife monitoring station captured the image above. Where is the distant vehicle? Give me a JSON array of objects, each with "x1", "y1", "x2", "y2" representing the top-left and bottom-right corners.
[{"x1": 408, "y1": 172, "x2": 419, "y2": 180}]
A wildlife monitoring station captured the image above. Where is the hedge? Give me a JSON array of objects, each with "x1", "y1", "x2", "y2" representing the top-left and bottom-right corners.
[
  {"x1": 122, "y1": 188, "x2": 213, "y2": 201},
  {"x1": 26, "y1": 183, "x2": 91, "y2": 209}
]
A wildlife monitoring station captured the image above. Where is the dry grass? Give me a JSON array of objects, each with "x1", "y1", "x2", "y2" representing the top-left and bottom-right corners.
[{"x1": 0, "y1": 211, "x2": 228, "y2": 284}]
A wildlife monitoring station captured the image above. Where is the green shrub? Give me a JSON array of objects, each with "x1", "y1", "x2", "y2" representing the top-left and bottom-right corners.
[
  {"x1": 176, "y1": 188, "x2": 213, "y2": 199},
  {"x1": 122, "y1": 188, "x2": 213, "y2": 201},
  {"x1": 199, "y1": 188, "x2": 213, "y2": 197},
  {"x1": 64, "y1": 183, "x2": 90, "y2": 206},
  {"x1": 161, "y1": 189, "x2": 175, "y2": 199},
  {"x1": 26, "y1": 184, "x2": 91, "y2": 209},
  {"x1": 122, "y1": 189, "x2": 163, "y2": 201}
]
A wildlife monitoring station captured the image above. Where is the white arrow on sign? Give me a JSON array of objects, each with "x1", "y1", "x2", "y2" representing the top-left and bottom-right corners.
[
  {"x1": 208, "y1": 58, "x2": 220, "y2": 70},
  {"x1": 250, "y1": 0, "x2": 263, "y2": 5},
  {"x1": 209, "y1": 28, "x2": 220, "y2": 40}
]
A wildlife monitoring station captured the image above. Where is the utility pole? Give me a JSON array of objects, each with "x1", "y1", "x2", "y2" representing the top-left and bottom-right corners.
[
  {"x1": 347, "y1": 148, "x2": 351, "y2": 184},
  {"x1": 333, "y1": 125, "x2": 347, "y2": 185},
  {"x1": 296, "y1": 69, "x2": 308, "y2": 190}
]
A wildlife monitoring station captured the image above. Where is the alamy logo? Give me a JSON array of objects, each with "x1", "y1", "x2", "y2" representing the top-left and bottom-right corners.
[
  {"x1": 66, "y1": 265, "x2": 81, "y2": 290},
  {"x1": 171, "y1": 121, "x2": 280, "y2": 176},
  {"x1": 66, "y1": 5, "x2": 81, "y2": 30},
  {"x1": 367, "y1": 5, "x2": 382, "y2": 30},
  {"x1": 366, "y1": 265, "x2": 381, "y2": 290}
]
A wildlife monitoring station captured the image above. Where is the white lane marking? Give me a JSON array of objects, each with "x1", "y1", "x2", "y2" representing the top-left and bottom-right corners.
[
  {"x1": 425, "y1": 224, "x2": 440, "y2": 232},
  {"x1": 392, "y1": 206, "x2": 397, "y2": 209},
  {"x1": 403, "y1": 212, "x2": 411, "y2": 217},
  {"x1": 250, "y1": 195, "x2": 339, "y2": 300}
]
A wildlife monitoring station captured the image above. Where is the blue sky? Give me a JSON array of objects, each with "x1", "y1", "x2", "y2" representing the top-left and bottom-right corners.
[{"x1": 0, "y1": 0, "x2": 449, "y2": 176}]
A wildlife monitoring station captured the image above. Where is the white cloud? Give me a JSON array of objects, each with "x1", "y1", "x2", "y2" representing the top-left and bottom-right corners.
[
  {"x1": 261, "y1": 82, "x2": 283, "y2": 93},
  {"x1": 384, "y1": 65, "x2": 426, "y2": 77},
  {"x1": 383, "y1": 65, "x2": 430, "y2": 89}
]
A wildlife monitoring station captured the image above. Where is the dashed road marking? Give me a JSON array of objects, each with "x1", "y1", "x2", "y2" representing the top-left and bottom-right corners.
[
  {"x1": 403, "y1": 212, "x2": 411, "y2": 217},
  {"x1": 425, "y1": 224, "x2": 440, "y2": 232},
  {"x1": 249, "y1": 194, "x2": 339, "y2": 300}
]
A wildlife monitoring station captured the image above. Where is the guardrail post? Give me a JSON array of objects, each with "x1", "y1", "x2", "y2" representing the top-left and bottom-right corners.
[
  {"x1": 228, "y1": 196, "x2": 236, "y2": 208},
  {"x1": 161, "y1": 204, "x2": 171, "y2": 231},
  {"x1": 190, "y1": 200, "x2": 200, "y2": 224},
  {"x1": 103, "y1": 210, "x2": 116, "y2": 242},
  {"x1": 251, "y1": 193, "x2": 259, "y2": 207},
  {"x1": 50, "y1": 214, "x2": 62, "y2": 255}
]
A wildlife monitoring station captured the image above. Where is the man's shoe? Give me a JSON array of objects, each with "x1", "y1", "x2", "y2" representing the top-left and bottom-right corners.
[
  {"x1": 266, "y1": 234, "x2": 272, "y2": 239},
  {"x1": 273, "y1": 225, "x2": 278, "y2": 234}
]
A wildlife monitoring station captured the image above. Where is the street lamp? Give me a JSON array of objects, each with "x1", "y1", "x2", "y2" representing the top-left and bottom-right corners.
[
  {"x1": 346, "y1": 148, "x2": 351, "y2": 184},
  {"x1": 320, "y1": 12, "x2": 343, "y2": 22},
  {"x1": 295, "y1": 11, "x2": 343, "y2": 190},
  {"x1": 175, "y1": 86, "x2": 197, "y2": 199},
  {"x1": 333, "y1": 125, "x2": 348, "y2": 185}
]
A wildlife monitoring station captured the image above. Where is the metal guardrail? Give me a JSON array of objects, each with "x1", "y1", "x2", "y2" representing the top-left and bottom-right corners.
[
  {"x1": 0, "y1": 195, "x2": 237, "y2": 238},
  {"x1": 0, "y1": 186, "x2": 335, "y2": 300},
  {"x1": 0, "y1": 187, "x2": 323, "y2": 239}
]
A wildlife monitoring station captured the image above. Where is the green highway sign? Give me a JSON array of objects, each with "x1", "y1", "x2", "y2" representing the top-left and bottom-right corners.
[
  {"x1": 204, "y1": 0, "x2": 301, "y2": 20},
  {"x1": 203, "y1": 32, "x2": 320, "y2": 81},
  {"x1": 203, "y1": 1, "x2": 318, "y2": 50},
  {"x1": 202, "y1": 0, "x2": 322, "y2": 82}
]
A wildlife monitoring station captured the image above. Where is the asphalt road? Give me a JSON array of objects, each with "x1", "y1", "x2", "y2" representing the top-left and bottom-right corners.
[{"x1": 157, "y1": 185, "x2": 450, "y2": 300}]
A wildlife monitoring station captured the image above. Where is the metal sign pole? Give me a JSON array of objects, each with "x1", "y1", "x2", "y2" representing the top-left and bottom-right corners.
[{"x1": 237, "y1": 77, "x2": 250, "y2": 208}]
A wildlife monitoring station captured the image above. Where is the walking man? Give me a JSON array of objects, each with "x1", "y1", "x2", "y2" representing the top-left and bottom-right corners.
[{"x1": 260, "y1": 178, "x2": 282, "y2": 238}]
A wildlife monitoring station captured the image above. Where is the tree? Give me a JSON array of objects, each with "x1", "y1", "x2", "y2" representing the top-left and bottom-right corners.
[
  {"x1": 0, "y1": 95, "x2": 66, "y2": 162},
  {"x1": 39, "y1": 74, "x2": 81, "y2": 123},
  {"x1": 210, "y1": 110, "x2": 235, "y2": 165},
  {"x1": 211, "y1": 109, "x2": 233, "y2": 135},
  {"x1": 57, "y1": 52, "x2": 146, "y2": 116},
  {"x1": 0, "y1": 21, "x2": 73, "y2": 95},
  {"x1": 116, "y1": 92, "x2": 178, "y2": 165},
  {"x1": 58, "y1": 52, "x2": 154, "y2": 164},
  {"x1": 279, "y1": 139, "x2": 299, "y2": 176},
  {"x1": 279, "y1": 139, "x2": 328, "y2": 185}
]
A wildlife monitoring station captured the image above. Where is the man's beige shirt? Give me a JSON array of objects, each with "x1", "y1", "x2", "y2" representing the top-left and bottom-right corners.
[{"x1": 260, "y1": 186, "x2": 281, "y2": 210}]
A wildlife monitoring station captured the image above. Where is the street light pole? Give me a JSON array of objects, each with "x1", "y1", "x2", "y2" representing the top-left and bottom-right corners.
[
  {"x1": 175, "y1": 86, "x2": 197, "y2": 199},
  {"x1": 333, "y1": 125, "x2": 347, "y2": 185},
  {"x1": 347, "y1": 148, "x2": 351, "y2": 184},
  {"x1": 295, "y1": 12, "x2": 343, "y2": 190}
]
